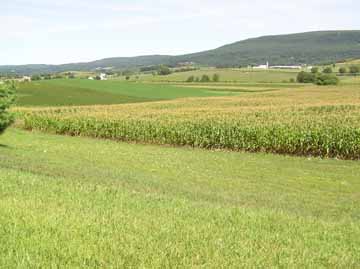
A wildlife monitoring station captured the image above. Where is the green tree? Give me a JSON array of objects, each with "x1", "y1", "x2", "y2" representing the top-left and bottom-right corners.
[
  {"x1": 311, "y1": 67, "x2": 319, "y2": 74},
  {"x1": 186, "y1": 75, "x2": 195, "y2": 82},
  {"x1": 212, "y1": 73, "x2": 220, "y2": 82},
  {"x1": 315, "y1": 74, "x2": 339, "y2": 85},
  {"x1": 157, "y1": 65, "x2": 172, "y2": 76},
  {"x1": 323, "y1": 67, "x2": 333, "y2": 74},
  {"x1": 297, "y1": 71, "x2": 315, "y2": 83},
  {"x1": 0, "y1": 82, "x2": 15, "y2": 135},
  {"x1": 200, "y1": 74, "x2": 211, "y2": 82},
  {"x1": 339, "y1": 67, "x2": 347, "y2": 74},
  {"x1": 349, "y1": 65, "x2": 360, "y2": 74},
  {"x1": 31, "y1": 75, "x2": 41, "y2": 81}
]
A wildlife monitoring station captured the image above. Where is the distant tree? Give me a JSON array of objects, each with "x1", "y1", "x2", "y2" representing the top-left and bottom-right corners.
[
  {"x1": 195, "y1": 77, "x2": 200, "y2": 82},
  {"x1": 323, "y1": 67, "x2": 333, "y2": 74},
  {"x1": 311, "y1": 67, "x2": 319, "y2": 74},
  {"x1": 125, "y1": 76, "x2": 130, "y2": 80},
  {"x1": 54, "y1": 74, "x2": 64, "y2": 79},
  {"x1": 94, "y1": 75, "x2": 101, "y2": 80},
  {"x1": 68, "y1": 73, "x2": 76, "y2": 79},
  {"x1": 339, "y1": 67, "x2": 347, "y2": 74},
  {"x1": 297, "y1": 71, "x2": 316, "y2": 83},
  {"x1": 31, "y1": 75, "x2": 41, "y2": 81},
  {"x1": 212, "y1": 73, "x2": 220, "y2": 82},
  {"x1": 157, "y1": 65, "x2": 172, "y2": 76},
  {"x1": 186, "y1": 75, "x2": 195, "y2": 82},
  {"x1": 43, "y1": 74, "x2": 52, "y2": 80},
  {"x1": 349, "y1": 65, "x2": 360, "y2": 74},
  {"x1": 200, "y1": 74, "x2": 211, "y2": 82},
  {"x1": 122, "y1": 70, "x2": 134, "y2": 77},
  {"x1": 289, "y1": 78, "x2": 295, "y2": 83},
  {"x1": 315, "y1": 74, "x2": 339, "y2": 85},
  {"x1": 0, "y1": 82, "x2": 15, "y2": 135}
]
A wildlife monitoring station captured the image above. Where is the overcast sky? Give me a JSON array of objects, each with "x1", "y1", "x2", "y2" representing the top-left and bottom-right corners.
[{"x1": 1, "y1": 0, "x2": 359, "y2": 65}]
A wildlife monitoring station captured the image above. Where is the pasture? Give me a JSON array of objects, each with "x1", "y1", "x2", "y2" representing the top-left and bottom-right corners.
[
  {"x1": 16, "y1": 79, "x2": 239, "y2": 106},
  {"x1": 1, "y1": 129, "x2": 359, "y2": 267}
]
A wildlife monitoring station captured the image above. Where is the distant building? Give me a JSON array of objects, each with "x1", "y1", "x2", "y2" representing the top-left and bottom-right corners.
[
  {"x1": 88, "y1": 76, "x2": 94, "y2": 80},
  {"x1": 270, "y1": 65, "x2": 302, "y2": 70},
  {"x1": 20, "y1": 76, "x2": 31, "y2": 82},
  {"x1": 253, "y1": 62, "x2": 269, "y2": 69},
  {"x1": 99, "y1": 73, "x2": 107, "y2": 80}
]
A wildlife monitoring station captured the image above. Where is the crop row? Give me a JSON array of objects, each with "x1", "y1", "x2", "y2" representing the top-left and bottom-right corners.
[{"x1": 21, "y1": 105, "x2": 360, "y2": 159}]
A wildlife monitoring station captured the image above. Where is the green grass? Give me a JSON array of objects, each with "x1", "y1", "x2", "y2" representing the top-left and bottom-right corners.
[
  {"x1": 0, "y1": 129, "x2": 359, "y2": 267},
  {"x1": 16, "y1": 79, "x2": 238, "y2": 106}
]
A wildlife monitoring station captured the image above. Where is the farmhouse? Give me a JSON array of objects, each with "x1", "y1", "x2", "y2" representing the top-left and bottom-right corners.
[
  {"x1": 20, "y1": 76, "x2": 32, "y2": 82},
  {"x1": 253, "y1": 62, "x2": 269, "y2": 69},
  {"x1": 99, "y1": 73, "x2": 107, "y2": 80},
  {"x1": 270, "y1": 65, "x2": 302, "y2": 70}
]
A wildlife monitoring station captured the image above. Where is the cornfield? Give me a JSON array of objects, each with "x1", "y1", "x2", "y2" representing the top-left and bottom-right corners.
[{"x1": 19, "y1": 86, "x2": 360, "y2": 159}]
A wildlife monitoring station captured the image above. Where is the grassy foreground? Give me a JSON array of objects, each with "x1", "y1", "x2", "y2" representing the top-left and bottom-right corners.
[{"x1": 1, "y1": 129, "x2": 360, "y2": 267}]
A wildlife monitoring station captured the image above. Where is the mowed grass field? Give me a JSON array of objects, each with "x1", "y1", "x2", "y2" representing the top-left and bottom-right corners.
[
  {"x1": 17, "y1": 79, "x2": 239, "y2": 106},
  {"x1": 1, "y1": 129, "x2": 360, "y2": 267}
]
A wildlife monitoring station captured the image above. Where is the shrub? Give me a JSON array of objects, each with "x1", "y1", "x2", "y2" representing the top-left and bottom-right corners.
[
  {"x1": 339, "y1": 67, "x2": 347, "y2": 74},
  {"x1": 311, "y1": 67, "x2": 319, "y2": 74},
  {"x1": 31, "y1": 75, "x2": 41, "y2": 81},
  {"x1": 297, "y1": 71, "x2": 315, "y2": 83},
  {"x1": 186, "y1": 76, "x2": 195, "y2": 83},
  {"x1": 157, "y1": 65, "x2": 172, "y2": 76},
  {"x1": 315, "y1": 74, "x2": 339, "y2": 85},
  {"x1": 323, "y1": 67, "x2": 333, "y2": 74},
  {"x1": 212, "y1": 74, "x2": 220, "y2": 82},
  {"x1": 0, "y1": 82, "x2": 15, "y2": 134},
  {"x1": 349, "y1": 65, "x2": 360, "y2": 74},
  {"x1": 200, "y1": 75, "x2": 211, "y2": 83}
]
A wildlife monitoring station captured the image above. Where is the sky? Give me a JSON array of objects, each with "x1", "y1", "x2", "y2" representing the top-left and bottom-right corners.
[{"x1": 1, "y1": 0, "x2": 359, "y2": 65}]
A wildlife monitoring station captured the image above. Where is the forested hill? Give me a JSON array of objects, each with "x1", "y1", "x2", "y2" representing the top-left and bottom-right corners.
[{"x1": 1, "y1": 31, "x2": 360, "y2": 74}]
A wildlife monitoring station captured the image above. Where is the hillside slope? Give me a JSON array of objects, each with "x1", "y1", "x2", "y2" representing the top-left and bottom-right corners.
[{"x1": 1, "y1": 31, "x2": 360, "y2": 74}]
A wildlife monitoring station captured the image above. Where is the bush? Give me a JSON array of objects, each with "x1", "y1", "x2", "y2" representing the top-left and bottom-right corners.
[
  {"x1": 31, "y1": 75, "x2": 41, "y2": 81},
  {"x1": 339, "y1": 67, "x2": 347, "y2": 74},
  {"x1": 315, "y1": 74, "x2": 339, "y2": 85},
  {"x1": 297, "y1": 71, "x2": 316, "y2": 83},
  {"x1": 200, "y1": 75, "x2": 211, "y2": 83},
  {"x1": 212, "y1": 74, "x2": 220, "y2": 82},
  {"x1": 349, "y1": 65, "x2": 360, "y2": 74},
  {"x1": 323, "y1": 67, "x2": 333, "y2": 74},
  {"x1": 0, "y1": 82, "x2": 15, "y2": 134},
  {"x1": 186, "y1": 76, "x2": 195, "y2": 83},
  {"x1": 157, "y1": 65, "x2": 172, "y2": 76},
  {"x1": 311, "y1": 67, "x2": 319, "y2": 74}
]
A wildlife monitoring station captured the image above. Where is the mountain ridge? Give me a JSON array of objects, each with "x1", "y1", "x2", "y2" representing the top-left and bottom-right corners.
[{"x1": 1, "y1": 30, "x2": 360, "y2": 75}]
